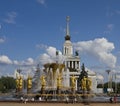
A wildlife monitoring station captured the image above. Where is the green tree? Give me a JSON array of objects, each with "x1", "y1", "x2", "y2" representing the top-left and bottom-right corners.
[
  {"x1": 103, "y1": 81, "x2": 117, "y2": 93},
  {"x1": 117, "y1": 83, "x2": 120, "y2": 93},
  {"x1": 0, "y1": 76, "x2": 16, "y2": 93},
  {"x1": 77, "y1": 63, "x2": 88, "y2": 90}
]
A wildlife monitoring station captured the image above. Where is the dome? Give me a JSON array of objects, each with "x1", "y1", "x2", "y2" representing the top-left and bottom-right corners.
[
  {"x1": 97, "y1": 74, "x2": 104, "y2": 80},
  {"x1": 65, "y1": 35, "x2": 71, "y2": 40},
  {"x1": 87, "y1": 70, "x2": 96, "y2": 76},
  {"x1": 64, "y1": 40, "x2": 72, "y2": 46}
]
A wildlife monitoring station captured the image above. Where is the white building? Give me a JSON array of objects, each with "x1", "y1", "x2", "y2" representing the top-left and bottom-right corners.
[
  {"x1": 62, "y1": 16, "x2": 80, "y2": 90},
  {"x1": 62, "y1": 16, "x2": 97, "y2": 93},
  {"x1": 31, "y1": 16, "x2": 98, "y2": 93}
]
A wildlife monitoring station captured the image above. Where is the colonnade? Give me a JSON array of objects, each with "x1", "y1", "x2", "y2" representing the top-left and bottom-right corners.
[{"x1": 65, "y1": 61, "x2": 80, "y2": 69}]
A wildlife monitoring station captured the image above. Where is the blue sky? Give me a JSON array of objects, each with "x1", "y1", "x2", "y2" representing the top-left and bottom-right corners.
[{"x1": 0, "y1": 0, "x2": 120, "y2": 79}]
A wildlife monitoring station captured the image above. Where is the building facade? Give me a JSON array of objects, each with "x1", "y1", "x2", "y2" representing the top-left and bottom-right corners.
[
  {"x1": 62, "y1": 16, "x2": 97, "y2": 92},
  {"x1": 62, "y1": 16, "x2": 80, "y2": 90}
]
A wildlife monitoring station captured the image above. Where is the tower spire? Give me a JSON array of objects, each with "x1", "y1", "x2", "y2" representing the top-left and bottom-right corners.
[
  {"x1": 65, "y1": 16, "x2": 71, "y2": 41},
  {"x1": 66, "y1": 16, "x2": 70, "y2": 36}
]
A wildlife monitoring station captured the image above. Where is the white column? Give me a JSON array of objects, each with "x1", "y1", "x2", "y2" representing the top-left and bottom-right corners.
[
  {"x1": 75, "y1": 61, "x2": 77, "y2": 69},
  {"x1": 68, "y1": 61, "x2": 70, "y2": 67},
  {"x1": 67, "y1": 48, "x2": 68, "y2": 55},
  {"x1": 71, "y1": 47, "x2": 73, "y2": 55},
  {"x1": 63, "y1": 47, "x2": 64, "y2": 55},
  {"x1": 78, "y1": 61, "x2": 80, "y2": 69}
]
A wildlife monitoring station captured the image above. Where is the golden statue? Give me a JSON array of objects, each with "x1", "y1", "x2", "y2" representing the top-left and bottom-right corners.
[
  {"x1": 16, "y1": 77, "x2": 19, "y2": 89},
  {"x1": 40, "y1": 75, "x2": 46, "y2": 89},
  {"x1": 16, "y1": 76, "x2": 23, "y2": 92},
  {"x1": 19, "y1": 76, "x2": 23, "y2": 89},
  {"x1": 27, "y1": 76, "x2": 32, "y2": 89},
  {"x1": 86, "y1": 78, "x2": 92, "y2": 90},
  {"x1": 71, "y1": 75, "x2": 76, "y2": 89},
  {"x1": 57, "y1": 74, "x2": 62, "y2": 88},
  {"x1": 81, "y1": 76, "x2": 87, "y2": 90}
]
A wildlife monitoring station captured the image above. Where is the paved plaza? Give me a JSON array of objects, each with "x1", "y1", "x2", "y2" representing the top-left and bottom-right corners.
[{"x1": 0, "y1": 102, "x2": 120, "y2": 106}]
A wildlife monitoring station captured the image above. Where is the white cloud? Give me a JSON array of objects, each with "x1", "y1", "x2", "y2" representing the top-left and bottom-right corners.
[
  {"x1": 107, "y1": 24, "x2": 114, "y2": 31},
  {"x1": 38, "y1": 46, "x2": 57, "y2": 65},
  {"x1": 4, "y1": 11, "x2": 17, "y2": 24},
  {"x1": 13, "y1": 60, "x2": 19, "y2": 65},
  {"x1": 0, "y1": 55, "x2": 12, "y2": 64},
  {"x1": 13, "y1": 58, "x2": 35, "y2": 66},
  {"x1": 46, "y1": 46, "x2": 57, "y2": 57},
  {"x1": 13, "y1": 58, "x2": 35, "y2": 78},
  {"x1": 0, "y1": 53, "x2": 35, "y2": 67},
  {"x1": 0, "y1": 37, "x2": 5, "y2": 43},
  {"x1": 5, "y1": 46, "x2": 64, "y2": 68},
  {"x1": 38, "y1": 46, "x2": 65, "y2": 65},
  {"x1": 24, "y1": 58, "x2": 34, "y2": 65},
  {"x1": 104, "y1": 24, "x2": 114, "y2": 34},
  {"x1": 39, "y1": 53, "x2": 53, "y2": 65},
  {"x1": 36, "y1": 44, "x2": 48, "y2": 49},
  {"x1": 73, "y1": 38, "x2": 116, "y2": 68},
  {"x1": 37, "y1": 0, "x2": 45, "y2": 4},
  {"x1": 0, "y1": 55, "x2": 35, "y2": 77},
  {"x1": 37, "y1": 0, "x2": 46, "y2": 6},
  {"x1": 13, "y1": 66, "x2": 36, "y2": 79}
]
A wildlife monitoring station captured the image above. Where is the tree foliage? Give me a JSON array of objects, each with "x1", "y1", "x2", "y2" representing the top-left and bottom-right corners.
[
  {"x1": 0, "y1": 76, "x2": 16, "y2": 93},
  {"x1": 77, "y1": 63, "x2": 88, "y2": 90},
  {"x1": 97, "y1": 82, "x2": 120, "y2": 93}
]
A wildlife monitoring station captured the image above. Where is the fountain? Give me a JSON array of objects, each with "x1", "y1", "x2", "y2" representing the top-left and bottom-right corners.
[
  {"x1": 14, "y1": 63, "x2": 93, "y2": 102},
  {"x1": 57, "y1": 74, "x2": 62, "y2": 94}
]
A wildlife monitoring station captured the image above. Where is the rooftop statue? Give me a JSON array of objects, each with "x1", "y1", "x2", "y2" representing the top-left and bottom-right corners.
[{"x1": 75, "y1": 51, "x2": 79, "y2": 56}]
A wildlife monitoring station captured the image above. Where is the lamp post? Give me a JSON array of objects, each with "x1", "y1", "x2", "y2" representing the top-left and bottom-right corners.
[
  {"x1": 115, "y1": 73, "x2": 117, "y2": 94},
  {"x1": 106, "y1": 70, "x2": 111, "y2": 93}
]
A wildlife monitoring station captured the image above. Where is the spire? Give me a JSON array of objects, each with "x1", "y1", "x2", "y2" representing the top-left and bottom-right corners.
[
  {"x1": 66, "y1": 16, "x2": 70, "y2": 36},
  {"x1": 65, "y1": 16, "x2": 71, "y2": 41}
]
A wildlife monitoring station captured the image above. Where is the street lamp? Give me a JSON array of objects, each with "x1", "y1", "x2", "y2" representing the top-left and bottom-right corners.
[
  {"x1": 106, "y1": 70, "x2": 111, "y2": 93},
  {"x1": 115, "y1": 73, "x2": 117, "y2": 94}
]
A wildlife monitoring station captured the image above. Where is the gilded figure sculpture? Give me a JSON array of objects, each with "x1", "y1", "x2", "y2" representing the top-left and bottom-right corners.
[{"x1": 71, "y1": 75, "x2": 76, "y2": 89}]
